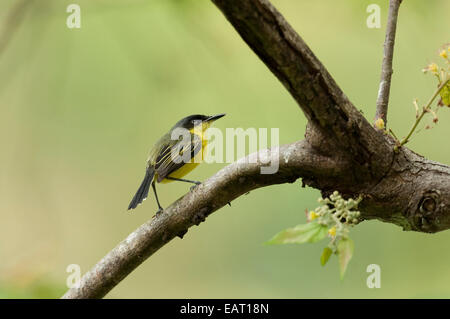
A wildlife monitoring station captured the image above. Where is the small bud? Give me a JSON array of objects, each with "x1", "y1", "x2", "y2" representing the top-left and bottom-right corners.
[
  {"x1": 374, "y1": 118, "x2": 385, "y2": 130},
  {"x1": 308, "y1": 210, "x2": 318, "y2": 222},
  {"x1": 440, "y1": 49, "x2": 448, "y2": 59},
  {"x1": 328, "y1": 226, "x2": 336, "y2": 238},
  {"x1": 428, "y1": 109, "x2": 438, "y2": 123},
  {"x1": 428, "y1": 63, "x2": 439, "y2": 74},
  {"x1": 413, "y1": 99, "x2": 420, "y2": 118}
]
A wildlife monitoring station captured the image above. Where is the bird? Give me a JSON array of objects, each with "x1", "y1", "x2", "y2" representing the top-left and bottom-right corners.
[{"x1": 127, "y1": 113, "x2": 226, "y2": 213}]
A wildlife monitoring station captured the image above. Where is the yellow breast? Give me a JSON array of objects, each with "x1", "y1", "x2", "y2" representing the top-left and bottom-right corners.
[
  {"x1": 159, "y1": 127, "x2": 209, "y2": 184},
  {"x1": 159, "y1": 162, "x2": 200, "y2": 184}
]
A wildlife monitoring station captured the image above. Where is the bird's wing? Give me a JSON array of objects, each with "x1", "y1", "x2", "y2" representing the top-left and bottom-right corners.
[{"x1": 154, "y1": 133, "x2": 202, "y2": 182}]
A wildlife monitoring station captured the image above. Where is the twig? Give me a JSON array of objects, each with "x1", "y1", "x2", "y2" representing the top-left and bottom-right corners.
[
  {"x1": 388, "y1": 128, "x2": 399, "y2": 141},
  {"x1": 399, "y1": 77, "x2": 449, "y2": 146},
  {"x1": 375, "y1": 0, "x2": 402, "y2": 126}
]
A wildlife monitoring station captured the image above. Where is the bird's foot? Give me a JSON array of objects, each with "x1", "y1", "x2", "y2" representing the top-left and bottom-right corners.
[
  {"x1": 190, "y1": 181, "x2": 202, "y2": 191},
  {"x1": 155, "y1": 207, "x2": 164, "y2": 217}
]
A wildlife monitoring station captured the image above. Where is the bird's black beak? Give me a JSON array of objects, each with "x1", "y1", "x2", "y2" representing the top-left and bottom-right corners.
[{"x1": 207, "y1": 113, "x2": 226, "y2": 122}]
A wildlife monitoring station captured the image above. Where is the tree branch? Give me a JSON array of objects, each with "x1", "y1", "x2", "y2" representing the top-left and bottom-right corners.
[
  {"x1": 375, "y1": 0, "x2": 402, "y2": 125},
  {"x1": 211, "y1": 0, "x2": 393, "y2": 181},
  {"x1": 62, "y1": 141, "x2": 341, "y2": 299}
]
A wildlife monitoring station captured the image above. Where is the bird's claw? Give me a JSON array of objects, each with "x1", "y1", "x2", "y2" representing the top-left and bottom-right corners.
[
  {"x1": 190, "y1": 182, "x2": 202, "y2": 191},
  {"x1": 155, "y1": 207, "x2": 164, "y2": 217}
]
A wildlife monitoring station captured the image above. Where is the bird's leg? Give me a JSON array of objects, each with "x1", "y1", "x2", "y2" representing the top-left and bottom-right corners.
[
  {"x1": 165, "y1": 176, "x2": 231, "y2": 204},
  {"x1": 152, "y1": 180, "x2": 164, "y2": 215},
  {"x1": 165, "y1": 176, "x2": 201, "y2": 191},
  {"x1": 165, "y1": 176, "x2": 201, "y2": 185}
]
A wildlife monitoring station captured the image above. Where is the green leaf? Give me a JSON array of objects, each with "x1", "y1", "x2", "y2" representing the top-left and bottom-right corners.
[
  {"x1": 320, "y1": 247, "x2": 333, "y2": 266},
  {"x1": 266, "y1": 222, "x2": 328, "y2": 245},
  {"x1": 440, "y1": 81, "x2": 450, "y2": 106},
  {"x1": 337, "y1": 238, "x2": 354, "y2": 279}
]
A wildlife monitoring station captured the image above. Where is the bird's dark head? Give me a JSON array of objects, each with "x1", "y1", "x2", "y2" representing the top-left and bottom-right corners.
[{"x1": 172, "y1": 113, "x2": 226, "y2": 130}]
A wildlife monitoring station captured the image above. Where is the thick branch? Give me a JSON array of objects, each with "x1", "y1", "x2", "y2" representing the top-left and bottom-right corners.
[
  {"x1": 211, "y1": 0, "x2": 393, "y2": 182},
  {"x1": 62, "y1": 141, "x2": 341, "y2": 299},
  {"x1": 375, "y1": 0, "x2": 402, "y2": 125}
]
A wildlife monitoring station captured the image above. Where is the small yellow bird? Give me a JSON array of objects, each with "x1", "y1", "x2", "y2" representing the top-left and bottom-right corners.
[{"x1": 128, "y1": 114, "x2": 225, "y2": 213}]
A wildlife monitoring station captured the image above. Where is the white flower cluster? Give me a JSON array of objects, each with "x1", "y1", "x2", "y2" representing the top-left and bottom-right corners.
[{"x1": 310, "y1": 191, "x2": 361, "y2": 242}]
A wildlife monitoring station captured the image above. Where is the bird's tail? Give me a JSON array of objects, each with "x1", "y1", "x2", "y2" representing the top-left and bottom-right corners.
[{"x1": 128, "y1": 167, "x2": 155, "y2": 210}]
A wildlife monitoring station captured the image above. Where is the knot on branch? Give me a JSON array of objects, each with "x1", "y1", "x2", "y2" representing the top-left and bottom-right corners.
[
  {"x1": 191, "y1": 207, "x2": 209, "y2": 226},
  {"x1": 177, "y1": 229, "x2": 188, "y2": 239},
  {"x1": 412, "y1": 190, "x2": 443, "y2": 233}
]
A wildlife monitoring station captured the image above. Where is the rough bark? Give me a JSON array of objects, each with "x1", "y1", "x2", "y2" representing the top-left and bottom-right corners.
[{"x1": 62, "y1": 0, "x2": 450, "y2": 298}]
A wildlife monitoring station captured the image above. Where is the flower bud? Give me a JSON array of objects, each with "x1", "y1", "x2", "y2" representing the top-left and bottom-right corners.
[
  {"x1": 308, "y1": 210, "x2": 318, "y2": 222},
  {"x1": 328, "y1": 226, "x2": 337, "y2": 238},
  {"x1": 375, "y1": 118, "x2": 385, "y2": 130}
]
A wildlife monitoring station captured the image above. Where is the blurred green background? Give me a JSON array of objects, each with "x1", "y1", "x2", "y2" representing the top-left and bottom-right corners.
[{"x1": 0, "y1": 0, "x2": 449, "y2": 298}]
